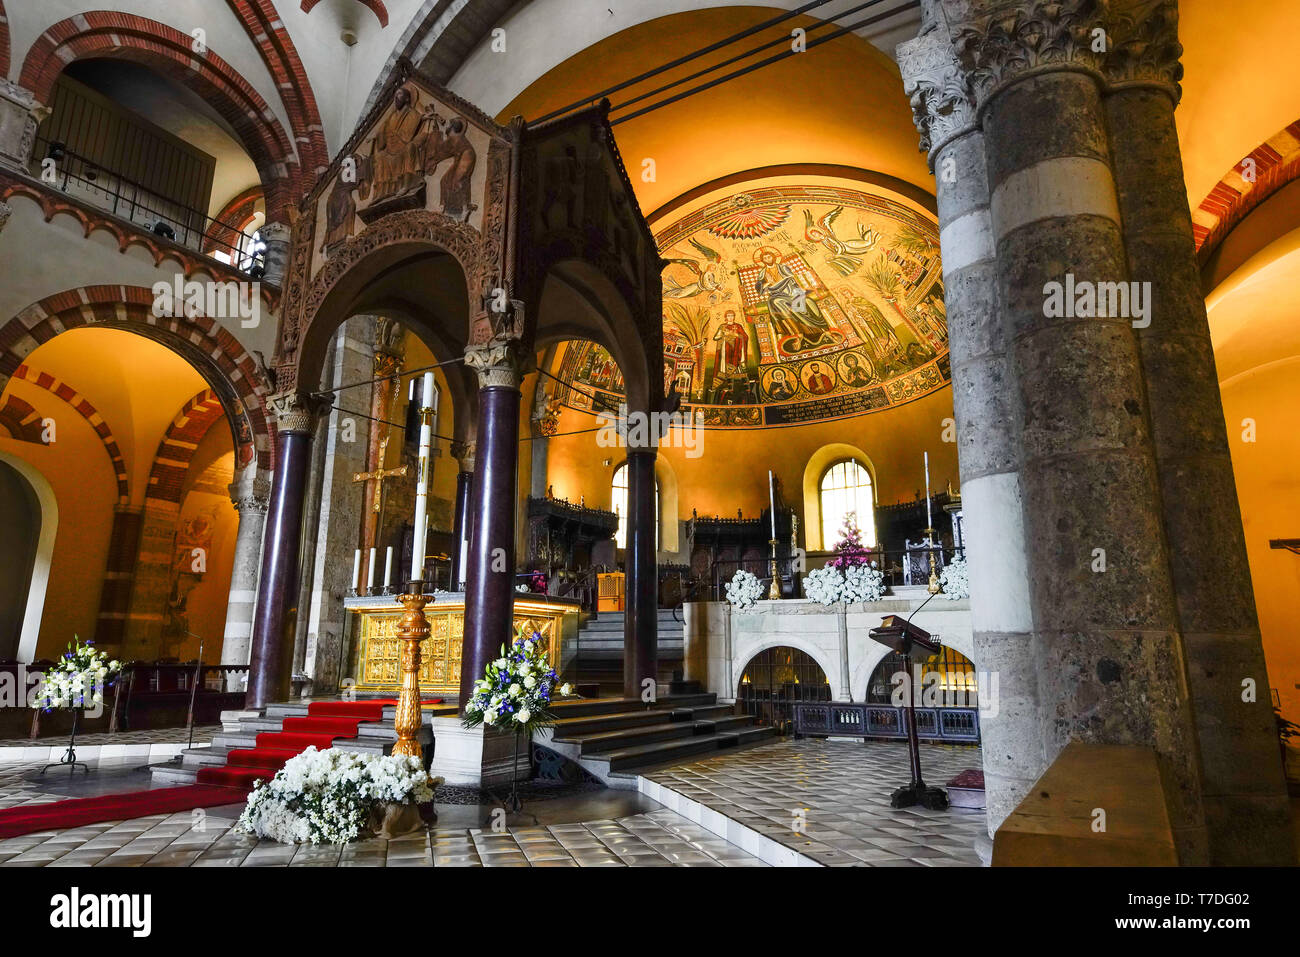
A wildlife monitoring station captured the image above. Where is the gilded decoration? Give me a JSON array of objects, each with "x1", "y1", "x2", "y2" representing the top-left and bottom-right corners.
[{"x1": 553, "y1": 184, "x2": 949, "y2": 428}]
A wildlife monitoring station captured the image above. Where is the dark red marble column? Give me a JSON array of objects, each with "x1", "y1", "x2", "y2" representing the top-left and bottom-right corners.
[
  {"x1": 246, "y1": 395, "x2": 317, "y2": 710},
  {"x1": 459, "y1": 344, "x2": 522, "y2": 710},
  {"x1": 623, "y1": 448, "x2": 658, "y2": 700}
]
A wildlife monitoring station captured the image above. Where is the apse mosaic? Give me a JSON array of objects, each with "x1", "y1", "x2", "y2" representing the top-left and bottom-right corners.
[{"x1": 556, "y1": 184, "x2": 949, "y2": 427}]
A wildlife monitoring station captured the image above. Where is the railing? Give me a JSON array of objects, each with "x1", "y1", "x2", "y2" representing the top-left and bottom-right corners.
[
  {"x1": 30, "y1": 137, "x2": 264, "y2": 270},
  {"x1": 792, "y1": 700, "x2": 980, "y2": 744},
  {"x1": 701, "y1": 545, "x2": 967, "y2": 601}
]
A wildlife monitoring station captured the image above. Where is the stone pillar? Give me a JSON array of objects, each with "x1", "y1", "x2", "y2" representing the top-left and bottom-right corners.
[
  {"x1": 450, "y1": 444, "x2": 474, "y2": 591},
  {"x1": 260, "y1": 221, "x2": 292, "y2": 286},
  {"x1": 246, "y1": 393, "x2": 321, "y2": 709},
  {"x1": 1101, "y1": 2, "x2": 1291, "y2": 863},
  {"x1": 957, "y1": 0, "x2": 1206, "y2": 862},
  {"x1": 92, "y1": 506, "x2": 144, "y2": 652},
  {"x1": 221, "y1": 467, "x2": 270, "y2": 672},
  {"x1": 459, "y1": 340, "x2": 523, "y2": 709},
  {"x1": 623, "y1": 447, "x2": 658, "y2": 699},
  {"x1": 899, "y1": 21, "x2": 1041, "y2": 836},
  {"x1": 0, "y1": 82, "x2": 40, "y2": 171}
]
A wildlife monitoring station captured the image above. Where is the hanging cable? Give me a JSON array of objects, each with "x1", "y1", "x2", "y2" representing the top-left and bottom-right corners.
[
  {"x1": 528, "y1": 0, "x2": 837, "y2": 126},
  {"x1": 611, "y1": 1, "x2": 920, "y2": 126},
  {"x1": 313, "y1": 355, "x2": 466, "y2": 397}
]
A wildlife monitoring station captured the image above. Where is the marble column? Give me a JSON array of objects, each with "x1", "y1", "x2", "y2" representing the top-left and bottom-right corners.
[
  {"x1": 259, "y1": 221, "x2": 292, "y2": 287},
  {"x1": 221, "y1": 467, "x2": 270, "y2": 675},
  {"x1": 459, "y1": 341, "x2": 523, "y2": 709},
  {"x1": 960, "y1": 0, "x2": 1206, "y2": 862},
  {"x1": 623, "y1": 448, "x2": 658, "y2": 700},
  {"x1": 899, "y1": 21, "x2": 1041, "y2": 836},
  {"x1": 450, "y1": 444, "x2": 474, "y2": 591},
  {"x1": 246, "y1": 393, "x2": 322, "y2": 709},
  {"x1": 1101, "y1": 2, "x2": 1291, "y2": 863}
]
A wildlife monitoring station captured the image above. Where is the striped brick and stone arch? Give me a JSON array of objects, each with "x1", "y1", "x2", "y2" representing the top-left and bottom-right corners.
[
  {"x1": 1193, "y1": 119, "x2": 1300, "y2": 263},
  {"x1": 7, "y1": 363, "x2": 130, "y2": 505},
  {"x1": 0, "y1": 285, "x2": 275, "y2": 475},
  {"x1": 0, "y1": 394, "x2": 43, "y2": 444},
  {"x1": 0, "y1": 1, "x2": 10, "y2": 78},
  {"x1": 144, "y1": 390, "x2": 228, "y2": 507},
  {"x1": 18, "y1": 12, "x2": 302, "y2": 221},
  {"x1": 204, "y1": 186, "x2": 264, "y2": 258}
]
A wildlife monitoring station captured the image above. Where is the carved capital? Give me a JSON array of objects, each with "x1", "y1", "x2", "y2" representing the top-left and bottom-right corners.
[
  {"x1": 267, "y1": 391, "x2": 328, "y2": 434},
  {"x1": 464, "y1": 338, "x2": 525, "y2": 390},
  {"x1": 451, "y1": 439, "x2": 476, "y2": 471},
  {"x1": 1104, "y1": 0, "x2": 1182, "y2": 100},
  {"x1": 898, "y1": 23, "x2": 978, "y2": 167},
  {"x1": 954, "y1": 0, "x2": 1108, "y2": 109},
  {"x1": 0, "y1": 201, "x2": 11, "y2": 237},
  {"x1": 229, "y1": 475, "x2": 272, "y2": 512}
]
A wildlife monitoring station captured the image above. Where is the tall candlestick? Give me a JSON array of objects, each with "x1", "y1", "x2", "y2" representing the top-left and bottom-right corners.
[
  {"x1": 924, "y1": 452, "x2": 932, "y2": 533},
  {"x1": 409, "y1": 372, "x2": 437, "y2": 584},
  {"x1": 351, "y1": 549, "x2": 361, "y2": 591},
  {"x1": 768, "y1": 469, "x2": 777, "y2": 537},
  {"x1": 384, "y1": 546, "x2": 393, "y2": 588},
  {"x1": 367, "y1": 547, "x2": 376, "y2": 590}
]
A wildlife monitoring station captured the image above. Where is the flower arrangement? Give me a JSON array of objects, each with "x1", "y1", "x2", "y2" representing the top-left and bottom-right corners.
[
  {"x1": 725, "y1": 568, "x2": 764, "y2": 610},
  {"x1": 525, "y1": 570, "x2": 548, "y2": 594},
  {"x1": 803, "y1": 561, "x2": 887, "y2": 605},
  {"x1": 938, "y1": 557, "x2": 970, "y2": 600},
  {"x1": 236, "y1": 747, "x2": 435, "y2": 845},
  {"x1": 829, "y1": 511, "x2": 872, "y2": 570},
  {"x1": 462, "y1": 632, "x2": 571, "y2": 732},
  {"x1": 31, "y1": 639, "x2": 122, "y2": 711}
]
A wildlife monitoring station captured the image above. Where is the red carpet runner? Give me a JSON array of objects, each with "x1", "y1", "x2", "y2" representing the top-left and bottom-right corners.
[{"x1": 0, "y1": 698, "x2": 442, "y2": 840}]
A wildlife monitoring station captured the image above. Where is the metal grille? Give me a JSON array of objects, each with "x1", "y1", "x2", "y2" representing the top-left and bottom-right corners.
[{"x1": 735, "y1": 646, "x2": 831, "y2": 733}]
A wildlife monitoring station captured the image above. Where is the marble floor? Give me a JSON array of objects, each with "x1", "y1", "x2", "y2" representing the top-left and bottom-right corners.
[
  {"x1": 0, "y1": 760, "x2": 764, "y2": 867},
  {"x1": 642, "y1": 738, "x2": 988, "y2": 866},
  {"x1": 0, "y1": 726, "x2": 223, "y2": 750}
]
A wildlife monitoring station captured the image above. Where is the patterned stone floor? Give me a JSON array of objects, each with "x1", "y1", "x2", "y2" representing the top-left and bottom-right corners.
[
  {"x1": 0, "y1": 726, "x2": 223, "y2": 750},
  {"x1": 642, "y1": 738, "x2": 988, "y2": 866},
  {"x1": 0, "y1": 762, "x2": 764, "y2": 867}
]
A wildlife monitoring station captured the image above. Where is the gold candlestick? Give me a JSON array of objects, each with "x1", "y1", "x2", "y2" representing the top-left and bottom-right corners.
[
  {"x1": 391, "y1": 588, "x2": 430, "y2": 759},
  {"x1": 925, "y1": 529, "x2": 943, "y2": 595},
  {"x1": 768, "y1": 538, "x2": 782, "y2": 600}
]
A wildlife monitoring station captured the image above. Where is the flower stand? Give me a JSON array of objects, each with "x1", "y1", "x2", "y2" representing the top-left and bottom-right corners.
[{"x1": 41, "y1": 707, "x2": 90, "y2": 776}]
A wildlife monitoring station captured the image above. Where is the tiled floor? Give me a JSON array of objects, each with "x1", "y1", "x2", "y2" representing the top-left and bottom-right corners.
[
  {"x1": 0, "y1": 761, "x2": 764, "y2": 867},
  {"x1": 0, "y1": 726, "x2": 223, "y2": 750},
  {"x1": 642, "y1": 738, "x2": 988, "y2": 866}
]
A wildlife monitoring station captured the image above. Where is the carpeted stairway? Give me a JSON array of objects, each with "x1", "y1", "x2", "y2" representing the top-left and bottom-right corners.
[{"x1": 0, "y1": 698, "x2": 440, "y2": 840}]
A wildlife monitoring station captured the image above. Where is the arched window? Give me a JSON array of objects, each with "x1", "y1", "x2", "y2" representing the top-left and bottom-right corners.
[
  {"x1": 612, "y1": 463, "x2": 659, "y2": 549},
  {"x1": 820, "y1": 459, "x2": 876, "y2": 549}
]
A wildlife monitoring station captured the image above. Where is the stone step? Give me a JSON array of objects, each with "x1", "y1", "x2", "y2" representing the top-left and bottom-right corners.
[
  {"x1": 548, "y1": 691, "x2": 716, "y2": 719},
  {"x1": 601, "y1": 733, "x2": 729, "y2": 772},
  {"x1": 560, "y1": 712, "x2": 761, "y2": 756},
  {"x1": 552, "y1": 701, "x2": 729, "y2": 737}
]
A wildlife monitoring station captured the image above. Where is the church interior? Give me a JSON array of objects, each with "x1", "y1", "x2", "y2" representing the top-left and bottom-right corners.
[{"x1": 0, "y1": 0, "x2": 1297, "y2": 889}]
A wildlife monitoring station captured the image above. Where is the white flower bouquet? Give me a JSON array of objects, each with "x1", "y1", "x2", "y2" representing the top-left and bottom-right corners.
[
  {"x1": 236, "y1": 747, "x2": 435, "y2": 845},
  {"x1": 725, "y1": 569, "x2": 764, "y2": 610},
  {"x1": 803, "y1": 561, "x2": 886, "y2": 604},
  {"x1": 803, "y1": 565, "x2": 844, "y2": 605},
  {"x1": 462, "y1": 631, "x2": 570, "y2": 733},
  {"x1": 939, "y1": 557, "x2": 970, "y2": 599},
  {"x1": 31, "y1": 638, "x2": 122, "y2": 711}
]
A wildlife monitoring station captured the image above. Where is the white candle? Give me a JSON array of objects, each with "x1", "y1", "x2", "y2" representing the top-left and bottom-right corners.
[
  {"x1": 351, "y1": 549, "x2": 361, "y2": 591},
  {"x1": 768, "y1": 469, "x2": 777, "y2": 537},
  {"x1": 410, "y1": 372, "x2": 437, "y2": 583},
  {"x1": 384, "y1": 546, "x2": 393, "y2": 588},
  {"x1": 924, "y1": 452, "x2": 932, "y2": 533},
  {"x1": 367, "y1": 547, "x2": 376, "y2": 589}
]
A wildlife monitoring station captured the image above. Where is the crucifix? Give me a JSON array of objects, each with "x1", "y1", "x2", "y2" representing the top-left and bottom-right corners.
[{"x1": 353, "y1": 435, "x2": 408, "y2": 522}]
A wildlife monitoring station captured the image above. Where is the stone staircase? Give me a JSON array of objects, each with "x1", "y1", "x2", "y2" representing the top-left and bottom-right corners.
[
  {"x1": 569, "y1": 608, "x2": 684, "y2": 696},
  {"x1": 538, "y1": 681, "x2": 776, "y2": 788},
  {"x1": 147, "y1": 698, "x2": 454, "y2": 787}
]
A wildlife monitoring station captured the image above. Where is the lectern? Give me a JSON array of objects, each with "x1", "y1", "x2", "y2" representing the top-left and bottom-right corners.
[{"x1": 869, "y1": 612, "x2": 950, "y2": 810}]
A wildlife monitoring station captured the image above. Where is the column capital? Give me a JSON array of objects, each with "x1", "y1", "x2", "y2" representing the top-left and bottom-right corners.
[
  {"x1": 1103, "y1": 0, "x2": 1182, "y2": 101},
  {"x1": 464, "y1": 338, "x2": 525, "y2": 390},
  {"x1": 229, "y1": 475, "x2": 272, "y2": 512},
  {"x1": 451, "y1": 439, "x2": 476, "y2": 471},
  {"x1": 898, "y1": 17, "x2": 979, "y2": 167},
  {"x1": 259, "y1": 221, "x2": 292, "y2": 287},
  {"x1": 267, "y1": 391, "x2": 329, "y2": 434},
  {"x1": 0, "y1": 81, "x2": 43, "y2": 170}
]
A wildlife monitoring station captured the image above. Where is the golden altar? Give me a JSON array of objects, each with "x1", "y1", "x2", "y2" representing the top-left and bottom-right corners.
[{"x1": 344, "y1": 593, "x2": 579, "y2": 696}]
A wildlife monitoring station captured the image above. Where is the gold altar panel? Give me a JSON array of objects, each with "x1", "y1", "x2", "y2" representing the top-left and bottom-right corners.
[{"x1": 349, "y1": 599, "x2": 567, "y2": 695}]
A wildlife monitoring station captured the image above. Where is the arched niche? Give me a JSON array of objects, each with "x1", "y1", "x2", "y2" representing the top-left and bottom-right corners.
[{"x1": 0, "y1": 452, "x2": 57, "y2": 663}]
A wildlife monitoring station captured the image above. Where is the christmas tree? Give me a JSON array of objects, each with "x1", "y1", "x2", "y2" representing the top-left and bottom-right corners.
[{"x1": 830, "y1": 511, "x2": 871, "y2": 570}]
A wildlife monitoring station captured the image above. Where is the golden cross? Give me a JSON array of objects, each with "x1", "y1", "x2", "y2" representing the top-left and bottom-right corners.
[{"x1": 353, "y1": 436, "x2": 409, "y2": 515}]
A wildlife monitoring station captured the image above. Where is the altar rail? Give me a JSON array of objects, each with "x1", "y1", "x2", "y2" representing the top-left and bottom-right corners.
[
  {"x1": 702, "y1": 546, "x2": 966, "y2": 599},
  {"x1": 792, "y1": 701, "x2": 980, "y2": 744}
]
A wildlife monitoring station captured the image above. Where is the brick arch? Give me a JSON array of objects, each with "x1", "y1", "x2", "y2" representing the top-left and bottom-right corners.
[
  {"x1": 6, "y1": 363, "x2": 130, "y2": 504},
  {"x1": 1193, "y1": 119, "x2": 1300, "y2": 262},
  {"x1": 145, "y1": 390, "x2": 227, "y2": 506},
  {"x1": 225, "y1": 1, "x2": 329, "y2": 177},
  {"x1": 0, "y1": 394, "x2": 43, "y2": 444},
  {"x1": 19, "y1": 12, "x2": 301, "y2": 220},
  {"x1": 0, "y1": 285, "x2": 274, "y2": 474},
  {"x1": 204, "y1": 186, "x2": 263, "y2": 256},
  {"x1": 300, "y1": 0, "x2": 389, "y2": 28}
]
